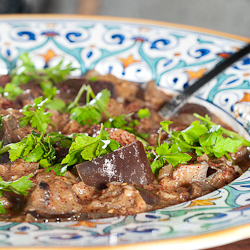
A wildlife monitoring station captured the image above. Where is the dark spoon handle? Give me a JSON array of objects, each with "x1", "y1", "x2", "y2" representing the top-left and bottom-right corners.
[{"x1": 160, "y1": 43, "x2": 250, "y2": 119}]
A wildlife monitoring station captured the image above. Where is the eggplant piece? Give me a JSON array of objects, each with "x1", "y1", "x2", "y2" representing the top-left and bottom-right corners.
[
  {"x1": 0, "y1": 153, "x2": 10, "y2": 164},
  {"x1": 170, "y1": 103, "x2": 215, "y2": 129},
  {"x1": 134, "y1": 185, "x2": 162, "y2": 205},
  {"x1": 76, "y1": 141, "x2": 155, "y2": 189},
  {"x1": 176, "y1": 103, "x2": 213, "y2": 117}
]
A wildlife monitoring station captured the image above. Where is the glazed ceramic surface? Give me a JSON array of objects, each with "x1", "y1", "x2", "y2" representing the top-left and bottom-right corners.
[{"x1": 0, "y1": 15, "x2": 250, "y2": 250}]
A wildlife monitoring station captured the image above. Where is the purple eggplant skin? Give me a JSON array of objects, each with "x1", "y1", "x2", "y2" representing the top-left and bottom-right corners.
[{"x1": 76, "y1": 141, "x2": 155, "y2": 190}]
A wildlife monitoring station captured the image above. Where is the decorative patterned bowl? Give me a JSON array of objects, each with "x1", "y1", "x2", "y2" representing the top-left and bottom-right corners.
[{"x1": 1, "y1": 14, "x2": 250, "y2": 250}]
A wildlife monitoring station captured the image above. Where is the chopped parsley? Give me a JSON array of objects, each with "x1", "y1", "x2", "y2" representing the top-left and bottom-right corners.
[
  {"x1": 0, "y1": 174, "x2": 33, "y2": 214},
  {"x1": 104, "y1": 109, "x2": 150, "y2": 141},
  {"x1": 162, "y1": 116, "x2": 244, "y2": 158},
  {"x1": 19, "y1": 97, "x2": 54, "y2": 133},
  {"x1": 11, "y1": 52, "x2": 76, "y2": 87},
  {"x1": 62, "y1": 124, "x2": 120, "y2": 166},
  {"x1": 0, "y1": 174, "x2": 33, "y2": 196},
  {"x1": 0, "y1": 124, "x2": 120, "y2": 176},
  {"x1": 8, "y1": 131, "x2": 56, "y2": 169},
  {"x1": 148, "y1": 114, "x2": 246, "y2": 174},
  {"x1": 68, "y1": 84, "x2": 111, "y2": 126},
  {"x1": 138, "y1": 108, "x2": 151, "y2": 119},
  {"x1": 0, "y1": 83, "x2": 23, "y2": 100},
  {"x1": 5, "y1": 52, "x2": 76, "y2": 100}
]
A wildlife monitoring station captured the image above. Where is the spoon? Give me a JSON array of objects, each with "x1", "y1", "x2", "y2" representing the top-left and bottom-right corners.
[{"x1": 159, "y1": 43, "x2": 250, "y2": 119}]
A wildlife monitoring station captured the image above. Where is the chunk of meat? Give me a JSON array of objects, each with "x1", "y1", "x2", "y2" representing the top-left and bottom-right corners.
[
  {"x1": 9, "y1": 159, "x2": 38, "y2": 181},
  {"x1": 26, "y1": 174, "x2": 82, "y2": 216},
  {"x1": 17, "y1": 81, "x2": 44, "y2": 106},
  {"x1": 170, "y1": 103, "x2": 232, "y2": 131},
  {"x1": 86, "y1": 182, "x2": 147, "y2": 215},
  {"x1": 108, "y1": 128, "x2": 137, "y2": 146},
  {"x1": 0, "y1": 108, "x2": 34, "y2": 144},
  {"x1": 0, "y1": 196, "x2": 13, "y2": 210},
  {"x1": 173, "y1": 162, "x2": 209, "y2": 185},
  {"x1": 88, "y1": 126, "x2": 137, "y2": 146},
  {"x1": 151, "y1": 159, "x2": 211, "y2": 206},
  {"x1": 1, "y1": 191, "x2": 26, "y2": 215},
  {"x1": 0, "y1": 97, "x2": 18, "y2": 109},
  {"x1": 48, "y1": 110, "x2": 70, "y2": 132},
  {"x1": 124, "y1": 101, "x2": 144, "y2": 114},
  {"x1": 135, "y1": 117, "x2": 153, "y2": 134},
  {"x1": 0, "y1": 159, "x2": 39, "y2": 181},
  {"x1": 0, "y1": 75, "x2": 11, "y2": 88},
  {"x1": 144, "y1": 81, "x2": 171, "y2": 110},
  {"x1": 35, "y1": 171, "x2": 55, "y2": 183},
  {"x1": 0, "y1": 109, "x2": 23, "y2": 144},
  {"x1": 72, "y1": 182, "x2": 99, "y2": 201},
  {"x1": 159, "y1": 161, "x2": 209, "y2": 189},
  {"x1": 156, "y1": 186, "x2": 191, "y2": 205},
  {"x1": 158, "y1": 164, "x2": 173, "y2": 180},
  {"x1": 62, "y1": 120, "x2": 89, "y2": 134},
  {"x1": 102, "y1": 98, "x2": 124, "y2": 120},
  {"x1": 206, "y1": 157, "x2": 242, "y2": 189}
]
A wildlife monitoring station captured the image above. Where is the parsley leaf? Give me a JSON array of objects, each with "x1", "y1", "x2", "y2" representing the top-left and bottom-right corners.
[
  {"x1": 62, "y1": 124, "x2": 120, "y2": 166},
  {"x1": 11, "y1": 52, "x2": 76, "y2": 86},
  {"x1": 138, "y1": 108, "x2": 151, "y2": 119},
  {"x1": 46, "y1": 98, "x2": 66, "y2": 113},
  {"x1": 47, "y1": 132, "x2": 74, "y2": 149},
  {"x1": 8, "y1": 52, "x2": 76, "y2": 100},
  {"x1": 5, "y1": 131, "x2": 75, "y2": 176},
  {"x1": 180, "y1": 121, "x2": 208, "y2": 145},
  {"x1": 0, "y1": 203, "x2": 6, "y2": 214},
  {"x1": 104, "y1": 111, "x2": 150, "y2": 142},
  {"x1": 8, "y1": 131, "x2": 56, "y2": 169},
  {"x1": 0, "y1": 83, "x2": 23, "y2": 100},
  {"x1": 0, "y1": 173, "x2": 33, "y2": 213},
  {"x1": 69, "y1": 85, "x2": 111, "y2": 126},
  {"x1": 40, "y1": 81, "x2": 57, "y2": 99},
  {"x1": 194, "y1": 113, "x2": 250, "y2": 147},
  {"x1": 148, "y1": 141, "x2": 192, "y2": 174},
  {"x1": 0, "y1": 174, "x2": 33, "y2": 196},
  {"x1": 147, "y1": 114, "x2": 247, "y2": 174},
  {"x1": 160, "y1": 115, "x2": 244, "y2": 159},
  {"x1": 19, "y1": 97, "x2": 54, "y2": 133}
]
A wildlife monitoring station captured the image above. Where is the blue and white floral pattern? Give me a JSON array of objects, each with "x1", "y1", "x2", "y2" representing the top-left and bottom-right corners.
[{"x1": 0, "y1": 16, "x2": 250, "y2": 249}]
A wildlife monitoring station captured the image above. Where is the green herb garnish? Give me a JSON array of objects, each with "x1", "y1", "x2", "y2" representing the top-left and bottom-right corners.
[
  {"x1": 104, "y1": 111, "x2": 150, "y2": 143},
  {"x1": 147, "y1": 114, "x2": 247, "y2": 174},
  {"x1": 0, "y1": 83, "x2": 23, "y2": 100},
  {"x1": 19, "y1": 97, "x2": 54, "y2": 133},
  {"x1": 0, "y1": 174, "x2": 33, "y2": 196},
  {"x1": 147, "y1": 140, "x2": 192, "y2": 174},
  {"x1": 11, "y1": 52, "x2": 76, "y2": 86},
  {"x1": 193, "y1": 113, "x2": 250, "y2": 147},
  {"x1": 68, "y1": 84, "x2": 111, "y2": 126},
  {"x1": 0, "y1": 174, "x2": 33, "y2": 214},
  {"x1": 62, "y1": 124, "x2": 120, "y2": 166},
  {"x1": 138, "y1": 108, "x2": 150, "y2": 119},
  {"x1": 8, "y1": 131, "x2": 56, "y2": 170},
  {"x1": 7, "y1": 52, "x2": 76, "y2": 100}
]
